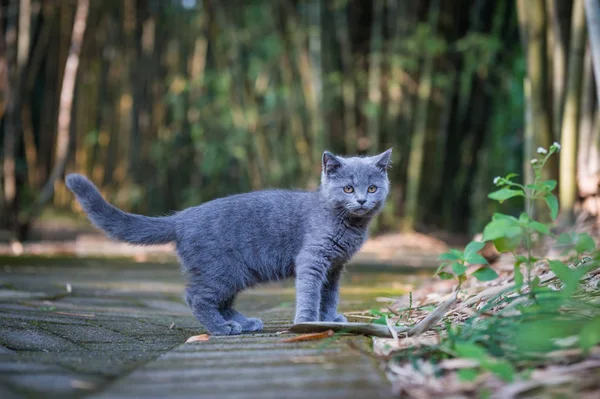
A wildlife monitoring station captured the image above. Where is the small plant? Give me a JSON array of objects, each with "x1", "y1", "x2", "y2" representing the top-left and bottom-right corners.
[
  {"x1": 435, "y1": 240, "x2": 495, "y2": 288},
  {"x1": 435, "y1": 142, "x2": 598, "y2": 292},
  {"x1": 423, "y1": 141, "x2": 600, "y2": 386},
  {"x1": 483, "y1": 142, "x2": 562, "y2": 292}
]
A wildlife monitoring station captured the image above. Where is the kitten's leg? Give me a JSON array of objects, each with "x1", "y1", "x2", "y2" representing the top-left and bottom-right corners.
[
  {"x1": 221, "y1": 297, "x2": 264, "y2": 333},
  {"x1": 185, "y1": 285, "x2": 243, "y2": 336},
  {"x1": 294, "y1": 252, "x2": 328, "y2": 324},
  {"x1": 319, "y1": 266, "x2": 347, "y2": 322}
]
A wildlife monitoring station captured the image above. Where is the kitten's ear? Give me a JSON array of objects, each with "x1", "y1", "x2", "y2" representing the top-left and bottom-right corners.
[
  {"x1": 322, "y1": 151, "x2": 343, "y2": 175},
  {"x1": 374, "y1": 148, "x2": 393, "y2": 172}
]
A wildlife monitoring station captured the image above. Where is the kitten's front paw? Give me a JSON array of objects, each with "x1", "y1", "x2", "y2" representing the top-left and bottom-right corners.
[
  {"x1": 332, "y1": 313, "x2": 347, "y2": 323},
  {"x1": 209, "y1": 320, "x2": 243, "y2": 336},
  {"x1": 320, "y1": 313, "x2": 348, "y2": 322},
  {"x1": 239, "y1": 317, "x2": 264, "y2": 332},
  {"x1": 294, "y1": 315, "x2": 318, "y2": 324}
]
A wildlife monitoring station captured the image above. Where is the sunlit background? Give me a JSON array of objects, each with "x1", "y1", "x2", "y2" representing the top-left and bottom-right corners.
[{"x1": 1, "y1": 0, "x2": 599, "y2": 242}]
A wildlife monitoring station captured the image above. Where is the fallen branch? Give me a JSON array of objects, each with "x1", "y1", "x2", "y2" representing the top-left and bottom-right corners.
[
  {"x1": 290, "y1": 321, "x2": 407, "y2": 338},
  {"x1": 291, "y1": 290, "x2": 459, "y2": 338}
]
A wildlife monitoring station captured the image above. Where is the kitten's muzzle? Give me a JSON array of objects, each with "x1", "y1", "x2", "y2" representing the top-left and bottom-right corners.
[{"x1": 351, "y1": 207, "x2": 369, "y2": 216}]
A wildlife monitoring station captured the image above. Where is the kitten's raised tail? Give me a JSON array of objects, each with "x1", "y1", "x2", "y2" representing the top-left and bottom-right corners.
[{"x1": 65, "y1": 174, "x2": 176, "y2": 245}]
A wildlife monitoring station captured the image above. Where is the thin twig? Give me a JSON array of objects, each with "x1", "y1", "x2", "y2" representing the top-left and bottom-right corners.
[{"x1": 386, "y1": 316, "x2": 400, "y2": 342}]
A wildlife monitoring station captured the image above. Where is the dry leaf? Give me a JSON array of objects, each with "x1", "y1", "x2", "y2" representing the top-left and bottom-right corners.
[
  {"x1": 185, "y1": 334, "x2": 210, "y2": 343},
  {"x1": 281, "y1": 329, "x2": 334, "y2": 343}
]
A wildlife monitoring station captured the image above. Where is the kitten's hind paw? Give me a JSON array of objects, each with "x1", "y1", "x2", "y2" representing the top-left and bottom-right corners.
[
  {"x1": 239, "y1": 317, "x2": 264, "y2": 332},
  {"x1": 210, "y1": 321, "x2": 243, "y2": 336}
]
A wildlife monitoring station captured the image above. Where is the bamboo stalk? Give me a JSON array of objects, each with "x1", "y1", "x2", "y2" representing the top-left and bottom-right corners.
[
  {"x1": 333, "y1": 1, "x2": 358, "y2": 154},
  {"x1": 559, "y1": 0, "x2": 586, "y2": 221},
  {"x1": 547, "y1": 0, "x2": 569, "y2": 140},
  {"x1": 366, "y1": 0, "x2": 384, "y2": 153},
  {"x1": 20, "y1": 0, "x2": 90, "y2": 226},
  {"x1": 403, "y1": 0, "x2": 440, "y2": 232},
  {"x1": 585, "y1": 0, "x2": 600, "y2": 104}
]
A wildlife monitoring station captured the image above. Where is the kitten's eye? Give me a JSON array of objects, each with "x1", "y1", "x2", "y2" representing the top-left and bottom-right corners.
[
  {"x1": 368, "y1": 185, "x2": 378, "y2": 193},
  {"x1": 343, "y1": 185, "x2": 354, "y2": 193}
]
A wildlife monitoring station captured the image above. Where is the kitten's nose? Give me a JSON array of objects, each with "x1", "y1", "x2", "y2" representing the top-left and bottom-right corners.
[{"x1": 357, "y1": 199, "x2": 366, "y2": 205}]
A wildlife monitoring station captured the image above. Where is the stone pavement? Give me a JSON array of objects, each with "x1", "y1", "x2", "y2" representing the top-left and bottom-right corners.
[{"x1": 0, "y1": 256, "x2": 419, "y2": 398}]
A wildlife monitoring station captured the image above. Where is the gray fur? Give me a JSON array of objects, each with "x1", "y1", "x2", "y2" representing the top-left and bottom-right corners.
[{"x1": 66, "y1": 149, "x2": 392, "y2": 335}]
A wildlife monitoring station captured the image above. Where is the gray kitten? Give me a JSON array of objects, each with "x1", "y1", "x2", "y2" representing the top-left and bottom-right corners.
[{"x1": 66, "y1": 149, "x2": 392, "y2": 335}]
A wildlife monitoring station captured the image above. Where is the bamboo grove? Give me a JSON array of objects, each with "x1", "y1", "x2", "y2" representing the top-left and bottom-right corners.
[{"x1": 1, "y1": 0, "x2": 599, "y2": 240}]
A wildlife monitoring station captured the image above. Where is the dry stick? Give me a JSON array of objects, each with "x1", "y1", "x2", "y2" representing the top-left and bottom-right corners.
[
  {"x1": 406, "y1": 290, "x2": 458, "y2": 336},
  {"x1": 385, "y1": 306, "x2": 400, "y2": 316},
  {"x1": 291, "y1": 291, "x2": 459, "y2": 338},
  {"x1": 385, "y1": 316, "x2": 400, "y2": 342}
]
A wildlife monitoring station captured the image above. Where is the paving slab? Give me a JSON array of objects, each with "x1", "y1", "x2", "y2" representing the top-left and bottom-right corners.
[
  {"x1": 93, "y1": 334, "x2": 393, "y2": 399},
  {"x1": 0, "y1": 256, "x2": 414, "y2": 398}
]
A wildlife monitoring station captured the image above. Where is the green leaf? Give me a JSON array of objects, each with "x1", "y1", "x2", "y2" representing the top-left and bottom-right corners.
[
  {"x1": 369, "y1": 309, "x2": 384, "y2": 316},
  {"x1": 464, "y1": 241, "x2": 485, "y2": 256},
  {"x1": 575, "y1": 233, "x2": 596, "y2": 253},
  {"x1": 527, "y1": 221, "x2": 550, "y2": 235},
  {"x1": 483, "y1": 360, "x2": 515, "y2": 382},
  {"x1": 515, "y1": 255, "x2": 527, "y2": 266},
  {"x1": 580, "y1": 317, "x2": 600, "y2": 350},
  {"x1": 515, "y1": 318, "x2": 585, "y2": 352},
  {"x1": 492, "y1": 213, "x2": 519, "y2": 222},
  {"x1": 455, "y1": 342, "x2": 487, "y2": 359},
  {"x1": 435, "y1": 264, "x2": 446, "y2": 275},
  {"x1": 482, "y1": 219, "x2": 522, "y2": 241},
  {"x1": 437, "y1": 272, "x2": 454, "y2": 280},
  {"x1": 505, "y1": 173, "x2": 518, "y2": 180},
  {"x1": 531, "y1": 276, "x2": 541, "y2": 292},
  {"x1": 465, "y1": 254, "x2": 489, "y2": 265},
  {"x1": 543, "y1": 180, "x2": 557, "y2": 191},
  {"x1": 514, "y1": 264, "x2": 523, "y2": 289},
  {"x1": 463, "y1": 241, "x2": 488, "y2": 265},
  {"x1": 544, "y1": 193, "x2": 559, "y2": 220},
  {"x1": 518, "y1": 212, "x2": 530, "y2": 223},
  {"x1": 472, "y1": 267, "x2": 499, "y2": 282},
  {"x1": 488, "y1": 188, "x2": 524, "y2": 202},
  {"x1": 457, "y1": 368, "x2": 479, "y2": 382},
  {"x1": 438, "y1": 250, "x2": 463, "y2": 262},
  {"x1": 549, "y1": 260, "x2": 580, "y2": 297},
  {"x1": 493, "y1": 236, "x2": 521, "y2": 253},
  {"x1": 548, "y1": 260, "x2": 573, "y2": 283},
  {"x1": 452, "y1": 262, "x2": 467, "y2": 276},
  {"x1": 556, "y1": 232, "x2": 574, "y2": 247}
]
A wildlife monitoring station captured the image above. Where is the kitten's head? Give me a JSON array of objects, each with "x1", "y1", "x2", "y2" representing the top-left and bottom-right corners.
[{"x1": 320, "y1": 149, "x2": 392, "y2": 218}]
